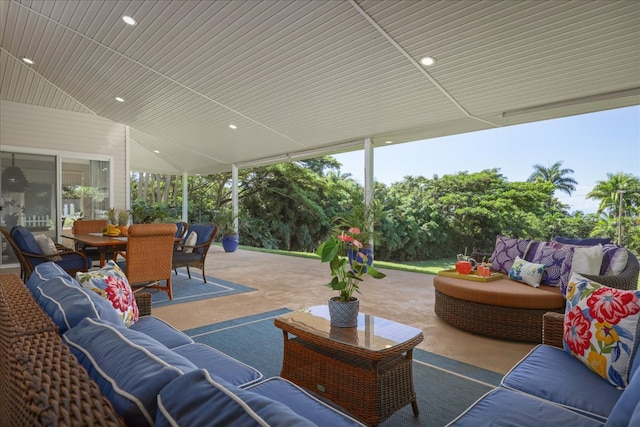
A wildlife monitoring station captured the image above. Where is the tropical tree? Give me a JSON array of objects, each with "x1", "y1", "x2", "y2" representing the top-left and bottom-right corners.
[
  {"x1": 527, "y1": 161, "x2": 578, "y2": 210},
  {"x1": 586, "y1": 172, "x2": 640, "y2": 216}
]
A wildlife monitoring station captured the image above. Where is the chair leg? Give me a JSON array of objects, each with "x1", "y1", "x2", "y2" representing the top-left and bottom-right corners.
[
  {"x1": 186, "y1": 266, "x2": 191, "y2": 279},
  {"x1": 202, "y1": 263, "x2": 206, "y2": 283},
  {"x1": 166, "y1": 277, "x2": 172, "y2": 300}
]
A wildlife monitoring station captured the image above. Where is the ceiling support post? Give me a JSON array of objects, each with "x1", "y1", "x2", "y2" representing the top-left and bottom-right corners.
[
  {"x1": 232, "y1": 163, "x2": 239, "y2": 233},
  {"x1": 364, "y1": 137, "x2": 374, "y2": 246},
  {"x1": 182, "y1": 172, "x2": 188, "y2": 223}
]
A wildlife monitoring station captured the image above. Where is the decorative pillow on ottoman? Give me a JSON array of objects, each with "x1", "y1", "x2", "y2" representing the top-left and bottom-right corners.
[
  {"x1": 489, "y1": 235, "x2": 532, "y2": 275},
  {"x1": 76, "y1": 261, "x2": 139, "y2": 327},
  {"x1": 563, "y1": 273, "x2": 640, "y2": 389},
  {"x1": 508, "y1": 257, "x2": 545, "y2": 288},
  {"x1": 530, "y1": 243, "x2": 574, "y2": 287}
]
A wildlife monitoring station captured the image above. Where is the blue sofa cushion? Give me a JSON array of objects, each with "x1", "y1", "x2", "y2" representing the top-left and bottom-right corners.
[
  {"x1": 172, "y1": 343, "x2": 263, "y2": 387},
  {"x1": 129, "y1": 315, "x2": 194, "y2": 349},
  {"x1": 447, "y1": 388, "x2": 603, "y2": 426},
  {"x1": 63, "y1": 318, "x2": 198, "y2": 427},
  {"x1": 31, "y1": 275, "x2": 122, "y2": 333},
  {"x1": 501, "y1": 345, "x2": 622, "y2": 422},
  {"x1": 246, "y1": 377, "x2": 365, "y2": 426},
  {"x1": 156, "y1": 369, "x2": 318, "y2": 427},
  {"x1": 26, "y1": 262, "x2": 72, "y2": 292},
  {"x1": 605, "y1": 365, "x2": 640, "y2": 426}
]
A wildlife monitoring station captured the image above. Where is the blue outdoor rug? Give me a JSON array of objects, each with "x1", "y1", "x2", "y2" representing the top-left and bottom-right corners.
[
  {"x1": 183, "y1": 309, "x2": 503, "y2": 426},
  {"x1": 147, "y1": 269, "x2": 256, "y2": 307}
]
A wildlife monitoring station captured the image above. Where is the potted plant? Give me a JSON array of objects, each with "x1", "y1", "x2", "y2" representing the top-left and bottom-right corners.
[
  {"x1": 215, "y1": 209, "x2": 239, "y2": 253},
  {"x1": 316, "y1": 225, "x2": 386, "y2": 327},
  {"x1": 117, "y1": 209, "x2": 130, "y2": 236}
]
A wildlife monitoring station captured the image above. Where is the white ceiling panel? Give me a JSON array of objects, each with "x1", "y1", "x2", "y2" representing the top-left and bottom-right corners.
[{"x1": 1, "y1": 0, "x2": 638, "y2": 174}]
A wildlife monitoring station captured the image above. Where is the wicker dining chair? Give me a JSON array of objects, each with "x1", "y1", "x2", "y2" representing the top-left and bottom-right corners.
[
  {"x1": 4, "y1": 225, "x2": 89, "y2": 280},
  {"x1": 72, "y1": 219, "x2": 109, "y2": 265},
  {"x1": 175, "y1": 221, "x2": 189, "y2": 239},
  {"x1": 172, "y1": 223, "x2": 219, "y2": 283},
  {"x1": 114, "y1": 223, "x2": 177, "y2": 299}
]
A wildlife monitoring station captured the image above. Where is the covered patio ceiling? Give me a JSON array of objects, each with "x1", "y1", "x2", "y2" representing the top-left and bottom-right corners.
[{"x1": 1, "y1": 0, "x2": 639, "y2": 175}]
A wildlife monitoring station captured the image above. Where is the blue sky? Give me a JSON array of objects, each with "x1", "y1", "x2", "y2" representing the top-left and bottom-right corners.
[{"x1": 332, "y1": 105, "x2": 640, "y2": 214}]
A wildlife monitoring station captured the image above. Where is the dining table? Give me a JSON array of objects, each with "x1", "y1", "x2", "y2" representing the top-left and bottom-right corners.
[{"x1": 60, "y1": 232, "x2": 127, "y2": 267}]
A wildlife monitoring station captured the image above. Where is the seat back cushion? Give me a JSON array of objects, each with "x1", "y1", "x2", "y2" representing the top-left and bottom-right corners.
[
  {"x1": 129, "y1": 315, "x2": 194, "y2": 349},
  {"x1": 489, "y1": 235, "x2": 532, "y2": 275},
  {"x1": 76, "y1": 261, "x2": 139, "y2": 327},
  {"x1": 63, "y1": 318, "x2": 198, "y2": 427},
  {"x1": 600, "y1": 244, "x2": 629, "y2": 276},
  {"x1": 156, "y1": 369, "x2": 317, "y2": 427},
  {"x1": 564, "y1": 273, "x2": 640, "y2": 389},
  {"x1": 605, "y1": 366, "x2": 640, "y2": 427},
  {"x1": 10, "y1": 225, "x2": 42, "y2": 254},
  {"x1": 554, "y1": 236, "x2": 612, "y2": 246},
  {"x1": 26, "y1": 262, "x2": 72, "y2": 292},
  {"x1": 184, "y1": 224, "x2": 215, "y2": 253},
  {"x1": 30, "y1": 274, "x2": 122, "y2": 333}
]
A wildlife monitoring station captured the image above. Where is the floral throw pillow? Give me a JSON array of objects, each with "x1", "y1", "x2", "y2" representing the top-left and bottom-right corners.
[
  {"x1": 508, "y1": 256, "x2": 545, "y2": 288},
  {"x1": 76, "y1": 261, "x2": 139, "y2": 327},
  {"x1": 563, "y1": 273, "x2": 640, "y2": 389}
]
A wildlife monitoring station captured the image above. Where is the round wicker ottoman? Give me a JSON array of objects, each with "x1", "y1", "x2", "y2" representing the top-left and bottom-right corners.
[{"x1": 433, "y1": 275, "x2": 565, "y2": 342}]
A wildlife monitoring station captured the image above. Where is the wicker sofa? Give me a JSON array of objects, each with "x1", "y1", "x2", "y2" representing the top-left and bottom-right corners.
[
  {"x1": 0, "y1": 264, "x2": 365, "y2": 426},
  {"x1": 434, "y1": 238, "x2": 639, "y2": 342}
]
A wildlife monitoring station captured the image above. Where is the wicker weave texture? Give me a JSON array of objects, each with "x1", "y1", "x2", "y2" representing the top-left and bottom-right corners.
[
  {"x1": 0, "y1": 273, "x2": 124, "y2": 427},
  {"x1": 434, "y1": 289, "x2": 564, "y2": 342},
  {"x1": 542, "y1": 311, "x2": 565, "y2": 348},
  {"x1": 275, "y1": 324, "x2": 422, "y2": 426}
]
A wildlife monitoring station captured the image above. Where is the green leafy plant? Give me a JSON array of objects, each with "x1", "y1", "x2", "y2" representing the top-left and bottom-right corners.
[{"x1": 316, "y1": 225, "x2": 386, "y2": 302}]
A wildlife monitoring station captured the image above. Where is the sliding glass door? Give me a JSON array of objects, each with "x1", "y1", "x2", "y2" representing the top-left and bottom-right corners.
[{"x1": 0, "y1": 151, "x2": 111, "y2": 269}]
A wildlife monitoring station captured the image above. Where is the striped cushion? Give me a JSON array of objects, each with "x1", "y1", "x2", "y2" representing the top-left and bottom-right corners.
[
  {"x1": 63, "y1": 318, "x2": 197, "y2": 426},
  {"x1": 156, "y1": 369, "x2": 316, "y2": 427}
]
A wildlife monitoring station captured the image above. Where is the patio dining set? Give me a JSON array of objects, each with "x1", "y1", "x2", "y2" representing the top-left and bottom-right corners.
[{"x1": 1, "y1": 221, "x2": 219, "y2": 300}]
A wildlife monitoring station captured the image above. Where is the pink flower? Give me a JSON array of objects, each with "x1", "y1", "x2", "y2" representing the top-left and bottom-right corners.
[
  {"x1": 105, "y1": 275, "x2": 132, "y2": 312},
  {"x1": 564, "y1": 306, "x2": 592, "y2": 356},
  {"x1": 351, "y1": 238, "x2": 363, "y2": 248},
  {"x1": 587, "y1": 287, "x2": 640, "y2": 325},
  {"x1": 348, "y1": 227, "x2": 361, "y2": 234},
  {"x1": 338, "y1": 234, "x2": 354, "y2": 243}
]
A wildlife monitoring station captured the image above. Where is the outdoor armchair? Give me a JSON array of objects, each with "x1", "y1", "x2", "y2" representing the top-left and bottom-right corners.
[
  {"x1": 172, "y1": 223, "x2": 219, "y2": 283},
  {"x1": 114, "y1": 223, "x2": 177, "y2": 299},
  {"x1": 175, "y1": 221, "x2": 188, "y2": 239},
  {"x1": 5, "y1": 225, "x2": 89, "y2": 280}
]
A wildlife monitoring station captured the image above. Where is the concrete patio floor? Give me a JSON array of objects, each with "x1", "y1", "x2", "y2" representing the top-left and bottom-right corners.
[{"x1": 156, "y1": 245, "x2": 536, "y2": 375}]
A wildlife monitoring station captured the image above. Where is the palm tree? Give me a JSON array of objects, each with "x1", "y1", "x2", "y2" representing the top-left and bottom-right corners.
[
  {"x1": 527, "y1": 161, "x2": 578, "y2": 195},
  {"x1": 528, "y1": 161, "x2": 578, "y2": 209},
  {"x1": 586, "y1": 172, "x2": 640, "y2": 216}
]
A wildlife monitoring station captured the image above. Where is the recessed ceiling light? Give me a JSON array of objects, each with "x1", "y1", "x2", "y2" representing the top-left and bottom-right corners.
[
  {"x1": 420, "y1": 56, "x2": 436, "y2": 66},
  {"x1": 22, "y1": 57, "x2": 34, "y2": 65},
  {"x1": 122, "y1": 16, "x2": 137, "y2": 26},
  {"x1": 115, "y1": 97, "x2": 125, "y2": 102},
  {"x1": 229, "y1": 124, "x2": 238, "y2": 130},
  {"x1": 153, "y1": 150, "x2": 160, "y2": 154},
  {"x1": 384, "y1": 140, "x2": 393, "y2": 144}
]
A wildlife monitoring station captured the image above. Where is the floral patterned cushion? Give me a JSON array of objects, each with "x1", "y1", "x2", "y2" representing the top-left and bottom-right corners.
[
  {"x1": 563, "y1": 273, "x2": 640, "y2": 389},
  {"x1": 508, "y1": 256, "x2": 545, "y2": 288},
  {"x1": 76, "y1": 261, "x2": 139, "y2": 327},
  {"x1": 489, "y1": 235, "x2": 532, "y2": 275}
]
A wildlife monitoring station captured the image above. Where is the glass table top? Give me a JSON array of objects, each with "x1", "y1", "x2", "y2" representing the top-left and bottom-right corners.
[{"x1": 275, "y1": 305, "x2": 423, "y2": 351}]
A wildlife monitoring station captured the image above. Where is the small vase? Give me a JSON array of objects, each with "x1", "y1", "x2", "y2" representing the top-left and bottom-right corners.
[{"x1": 328, "y1": 297, "x2": 359, "y2": 328}]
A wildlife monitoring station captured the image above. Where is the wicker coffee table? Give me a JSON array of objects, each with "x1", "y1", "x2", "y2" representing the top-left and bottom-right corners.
[{"x1": 274, "y1": 306, "x2": 424, "y2": 426}]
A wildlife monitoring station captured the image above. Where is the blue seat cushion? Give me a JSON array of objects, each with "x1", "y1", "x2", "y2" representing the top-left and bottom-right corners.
[
  {"x1": 448, "y1": 388, "x2": 603, "y2": 426},
  {"x1": 172, "y1": 343, "x2": 263, "y2": 388},
  {"x1": 63, "y1": 318, "x2": 197, "y2": 426},
  {"x1": 30, "y1": 275, "x2": 122, "y2": 333},
  {"x1": 501, "y1": 345, "x2": 622, "y2": 422},
  {"x1": 156, "y1": 369, "x2": 317, "y2": 427},
  {"x1": 129, "y1": 316, "x2": 194, "y2": 349},
  {"x1": 247, "y1": 377, "x2": 365, "y2": 426}
]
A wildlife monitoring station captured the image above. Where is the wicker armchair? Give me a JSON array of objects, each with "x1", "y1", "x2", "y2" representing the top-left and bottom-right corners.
[
  {"x1": 114, "y1": 223, "x2": 177, "y2": 300},
  {"x1": 172, "y1": 223, "x2": 219, "y2": 283},
  {"x1": 3, "y1": 225, "x2": 89, "y2": 280},
  {"x1": 175, "y1": 221, "x2": 189, "y2": 239}
]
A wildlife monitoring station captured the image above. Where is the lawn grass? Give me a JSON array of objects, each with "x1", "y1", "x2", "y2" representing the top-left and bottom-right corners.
[{"x1": 233, "y1": 244, "x2": 456, "y2": 275}]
